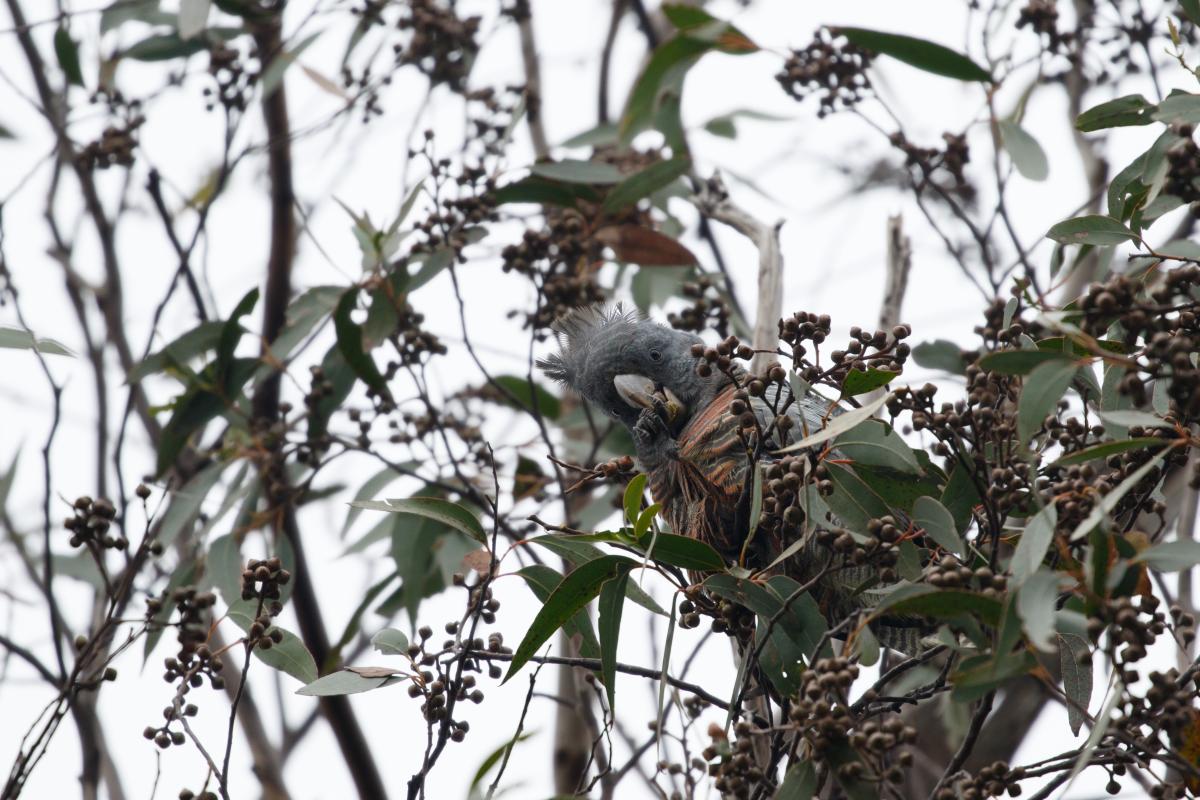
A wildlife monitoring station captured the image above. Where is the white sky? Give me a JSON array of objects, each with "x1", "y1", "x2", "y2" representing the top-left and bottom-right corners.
[{"x1": 0, "y1": 0, "x2": 1190, "y2": 798}]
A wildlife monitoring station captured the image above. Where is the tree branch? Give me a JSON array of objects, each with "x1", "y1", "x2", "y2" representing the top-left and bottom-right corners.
[
  {"x1": 464, "y1": 649, "x2": 731, "y2": 710},
  {"x1": 692, "y1": 173, "x2": 783, "y2": 374},
  {"x1": 517, "y1": 5, "x2": 550, "y2": 161},
  {"x1": 249, "y1": 16, "x2": 387, "y2": 800},
  {"x1": 878, "y1": 214, "x2": 912, "y2": 332}
]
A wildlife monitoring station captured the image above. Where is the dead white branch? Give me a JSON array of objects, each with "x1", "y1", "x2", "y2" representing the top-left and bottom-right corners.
[
  {"x1": 879, "y1": 214, "x2": 913, "y2": 332},
  {"x1": 692, "y1": 174, "x2": 783, "y2": 375}
]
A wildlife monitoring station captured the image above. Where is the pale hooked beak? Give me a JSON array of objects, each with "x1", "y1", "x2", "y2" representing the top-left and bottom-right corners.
[{"x1": 613, "y1": 374, "x2": 685, "y2": 422}]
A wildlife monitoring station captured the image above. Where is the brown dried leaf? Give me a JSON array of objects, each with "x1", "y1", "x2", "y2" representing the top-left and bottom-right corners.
[
  {"x1": 345, "y1": 666, "x2": 406, "y2": 679},
  {"x1": 462, "y1": 547, "x2": 494, "y2": 576},
  {"x1": 594, "y1": 224, "x2": 697, "y2": 267},
  {"x1": 301, "y1": 64, "x2": 351, "y2": 101}
]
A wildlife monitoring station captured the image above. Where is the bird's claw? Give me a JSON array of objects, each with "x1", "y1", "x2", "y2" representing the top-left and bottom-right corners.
[
  {"x1": 633, "y1": 404, "x2": 670, "y2": 444},
  {"x1": 632, "y1": 404, "x2": 677, "y2": 467}
]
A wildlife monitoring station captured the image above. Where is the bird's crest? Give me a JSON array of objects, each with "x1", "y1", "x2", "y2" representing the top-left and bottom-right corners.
[{"x1": 536, "y1": 304, "x2": 639, "y2": 388}]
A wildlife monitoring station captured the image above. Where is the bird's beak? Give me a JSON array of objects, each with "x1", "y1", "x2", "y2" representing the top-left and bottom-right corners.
[{"x1": 613, "y1": 374, "x2": 684, "y2": 422}]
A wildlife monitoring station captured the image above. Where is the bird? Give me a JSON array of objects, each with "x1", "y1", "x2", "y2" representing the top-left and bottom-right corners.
[{"x1": 538, "y1": 305, "x2": 926, "y2": 654}]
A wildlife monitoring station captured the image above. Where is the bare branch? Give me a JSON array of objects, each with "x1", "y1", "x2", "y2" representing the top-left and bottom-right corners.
[
  {"x1": 692, "y1": 173, "x2": 783, "y2": 374},
  {"x1": 517, "y1": 5, "x2": 550, "y2": 161},
  {"x1": 878, "y1": 214, "x2": 913, "y2": 332}
]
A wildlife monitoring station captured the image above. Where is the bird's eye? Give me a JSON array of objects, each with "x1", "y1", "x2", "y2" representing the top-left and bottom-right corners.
[{"x1": 649, "y1": 350, "x2": 662, "y2": 363}]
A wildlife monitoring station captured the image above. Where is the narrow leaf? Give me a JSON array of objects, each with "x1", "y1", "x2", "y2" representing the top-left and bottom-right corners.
[
  {"x1": 491, "y1": 375, "x2": 561, "y2": 420},
  {"x1": 1018, "y1": 359, "x2": 1079, "y2": 442},
  {"x1": 158, "y1": 462, "x2": 225, "y2": 547},
  {"x1": 911, "y1": 339, "x2": 967, "y2": 374},
  {"x1": 177, "y1": 0, "x2": 210, "y2": 39},
  {"x1": 775, "y1": 761, "x2": 818, "y2": 800},
  {"x1": 1052, "y1": 437, "x2": 1165, "y2": 467},
  {"x1": 836, "y1": 27, "x2": 991, "y2": 82},
  {"x1": 774, "y1": 393, "x2": 889, "y2": 454},
  {"x1": 998, "y1": 119, "x2": 1048, "y2": 180},
  {"x1": 840, "y1": 366, "x2": 899, "y2": 396},
  {"x1": 516, "y1": 565, "x2": 602, "y2": 658},
  {"x1": 597, "y1": 571, "x2": 629, "y2": 711},
  {"x1": 529, "y1": 159, "x2": 623, "y2": 184},
  {"x1": 1017, "y1": 571, "x2": 1061, "y2": 651},
  {"x1": 333, "y1": 289, "x2": 390, "y2": 399},
  {"x1": 351, "y1": 497, "x2": 487, "y2": 544},
  {"x1": 601, "y1": 157, "x2": 690, "y2": 214},
  {"x1": 1059, "y1": 633, "x2": 1092, "y2": 735},
  {"x1": 123, "y1": 33, "x2": 206, "y2": 61},
  {"x1": 1046, "y1": 214, "x2": 1139, "y2": 246},
  {"x1": 1075, "y1": 94, "x2": 1156, "y2": 132},
  {"x1": 1070, "y1": 450, "x2": 1169, "y2": 540},
  {"x1": 0, "y1": 326, "x2": 74, "y2": 356},
  {"x1": 341, "y1": 465, "x2": 409, "y2": 537},
  {"x1": 635, "y1": 531, "x2": 724, "y2": 571},
  {"x1": 1097, "y1": 409, "x2": 1174, "y2": 430},
  {"x1": 55, "y1": 27, "x2": 84, "y2": 86},
  {"x1": 296, "y1": 668, "x2": 406, "y2": 696},
  {"x1": 1134, "y1": 539, "x2": 1200, "y2": 571},
  {"x1": 371, "y1": 628, "x2": 409, "y2": 655},
  {"x1": 227, "y1": 602, "x2": 318, "y2": 684},
  {"x1": 978, "y1": 349, "x2": 1072, "y2": 375},
  {"x1": 623, "y1": 473, "x2": 647, "y2": 525},
  {"x1": 505, "y1": 556, "x2": 636, "y2": 681},
  {"x1": 913, "y1": 496, "x2": 962, "y2": 555},
  {"x1": 1011, "y1": 502, "x2": 1057, "y2": 586}
]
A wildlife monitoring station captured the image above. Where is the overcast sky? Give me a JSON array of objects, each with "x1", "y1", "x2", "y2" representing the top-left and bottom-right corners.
[{"x1": 0, "y1": 0, "x2": 1189, "y2": 797}]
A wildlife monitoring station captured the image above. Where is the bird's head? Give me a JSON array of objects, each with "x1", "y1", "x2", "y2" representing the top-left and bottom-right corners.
[{"x1": 537, "y1": 306, "x2": 732, "y2": 430}]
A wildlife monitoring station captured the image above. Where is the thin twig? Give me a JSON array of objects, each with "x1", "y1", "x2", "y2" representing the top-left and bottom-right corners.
[{"x1": 464, "y1": 650, "x2": 731, "y2": 710}]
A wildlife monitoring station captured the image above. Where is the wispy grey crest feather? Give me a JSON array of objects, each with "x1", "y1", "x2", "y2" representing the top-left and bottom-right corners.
[{"x1": 536, "y1": 304, "x2": 639, "y2": 389}]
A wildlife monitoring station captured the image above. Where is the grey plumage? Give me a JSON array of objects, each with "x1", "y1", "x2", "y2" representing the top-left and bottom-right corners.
[{"x1": 541, "y1": 306, "x2": 928, "y2": 654}]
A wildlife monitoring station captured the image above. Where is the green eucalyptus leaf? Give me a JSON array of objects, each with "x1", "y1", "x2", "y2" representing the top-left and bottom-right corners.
[
  {"x1": 333, "y1": 289, "x2": 390, "y2": 399},
  {"x1": 1051, "y1": 437, "x2": 1165, "y2": 467},
  {"x1": 370, "y1": 627, "x2": 409, "y2": 655},
  {"x1": 601, "y1": 156, "x2": 690, "y2": 215},
  {"x1": 998, "y1": 119, "x2": 1048, "y2": 180},
  {"x1": 597, "y1": 571, "x2": 629, "y2": 711},
  {"x1": 515, "y1": 565, "x2": 602, "y2": 659},
  {"x1": 227, "y1": 601, "x2": 317, "y2": 684},
  {"x1": 836, "y1": 27, "x2": 991, "y2": 81},
  {"x1": 1059, "y1": 632, "x2": 1093, "y2": 735},
  {"x1": 834, "y1": 418, "x2": 920, "y2": 474},
  {"x1": 1134, "y1": 539, "x2": 1200, "y2": 571},
  {"x1": 529, "y1": 159, "x2": 623, "y2": 184},
  {"x1": 775, "y1": 760, "x2": 818, "y2": 800},
  {"x1": 978, "y1": 349, "x2": 1072, "y2": 375},
  {"x1": 123, "y1": 33, "x2": 207, "y2": 61},
  {"x1": 1010, "y1": 503, "x2": 1057, "y2": 586},
  {"x1": 774, "y1": 393, "x2": 891, "y2": 455},
  {"x1": 55, "y1": 27, "x2": 84, "y2": 86},
  {"x1": 1153, "y1": 92, "x2": 1200, "y2": 124},
  {"x1": 840, "y1": 366, "x2": 899, "y2": 396},
  {"x1": 1075, "y1": 94, "x2": 1156, "y2": 131},
  {"x1": 0, "y1": 326, "x2": 74, "y2": 357},
  {"x1": 351, "y1": 497, "x2": 486, "y2": 545},
  {"x1": 1017, "y1": 359, "x2": 1079, "y2": 443},
  {"x1": 1046, "y1": 215, "x2": 1138, "y2": 246},
  {"x1": 296, "y1": 667, "x2": 406, "y2": 696},
  {"x1": 505, "y1": 556, "x2": 637, "y2": 681},
  {"x1": 1017, "y1": 571, "x2": 1061, "y2": 651},
  {"x1": 911, "y1": 339, "x2": 967, "y2": 375},
  {"x1": 913, "y1": 496, "x2": 962, "y2": 555}
]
